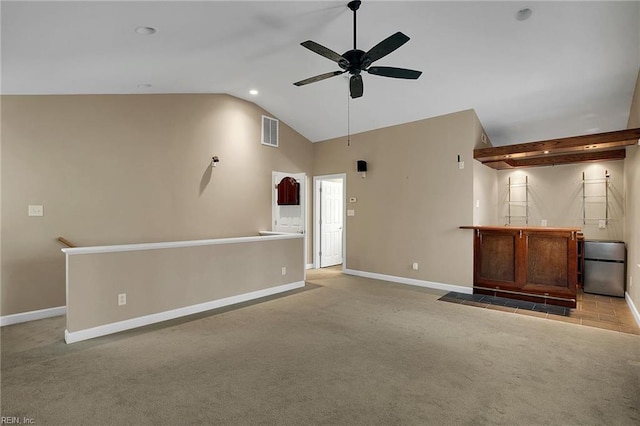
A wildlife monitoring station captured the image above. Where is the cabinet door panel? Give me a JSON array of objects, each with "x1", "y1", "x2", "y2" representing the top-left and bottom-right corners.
[
  {"x1": 526, "y1": 235, "x2": 568, "y2": 287},
  {"x1": 480, "y1": 233, "x2": 516, "y2": 282},
  {"x1": 475, "y1": 230, "x2": 522, "y2": 290}
]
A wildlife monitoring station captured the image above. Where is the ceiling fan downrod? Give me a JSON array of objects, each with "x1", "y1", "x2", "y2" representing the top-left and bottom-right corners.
[{"x1": 348, "y1": 0, "x2": 361, "y2": 50}]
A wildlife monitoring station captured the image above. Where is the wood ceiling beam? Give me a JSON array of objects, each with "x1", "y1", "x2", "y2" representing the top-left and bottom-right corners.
[
  {"x1": 481, "y1": 149, "x2": 627, "y2": 170},
  {"x1": 474, "y1": 127, "x2": 640, "y2": 164}
]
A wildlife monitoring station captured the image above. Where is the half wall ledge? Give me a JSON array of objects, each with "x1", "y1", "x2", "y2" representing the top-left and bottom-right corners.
[{"x1": 63, "y1": 233, "x2": 304, "y2": 343}]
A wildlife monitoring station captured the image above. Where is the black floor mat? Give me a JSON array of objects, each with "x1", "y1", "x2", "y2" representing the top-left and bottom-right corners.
[{"x1": 438, "y1": 291, "x2": 571, "y2": 317}]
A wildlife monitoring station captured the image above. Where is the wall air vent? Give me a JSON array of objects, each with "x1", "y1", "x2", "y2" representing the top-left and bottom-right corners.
[{"x1": 262, "y1": 115, "x2": 279, "y2": 147}]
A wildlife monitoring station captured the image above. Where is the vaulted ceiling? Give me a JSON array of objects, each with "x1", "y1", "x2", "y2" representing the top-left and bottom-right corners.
[{"x1": 2, "y1": 1, "x2": 639, "y2": 146}]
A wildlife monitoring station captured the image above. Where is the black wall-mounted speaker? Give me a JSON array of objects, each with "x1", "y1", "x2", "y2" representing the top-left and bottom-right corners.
[{"x1": 357, "y1": 160, "x2": 367, "y2": 172}]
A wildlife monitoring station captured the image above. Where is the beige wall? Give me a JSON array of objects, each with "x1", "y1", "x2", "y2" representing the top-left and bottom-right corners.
[
  {"x1": 471, "y1": 112, "x2": 499, "y2": 226},
  {"x1": 497, "y1": 161, "x2": 625, "y2": 240},
  {"x1": 1, "y1": 94, "x2": 313, "y2": 316},
  {"x1": 472, "y1": 160, "x2": 498, "y2": 226},
  {"x1": 66, "y1": 236, "x2": 303, "y2": 333},
  {"x1": 624, "y1": 69, "x2": 640, "y2": 312},
  {"x1": 313, "y1": 110, "x2": 478, "y2": 288}
]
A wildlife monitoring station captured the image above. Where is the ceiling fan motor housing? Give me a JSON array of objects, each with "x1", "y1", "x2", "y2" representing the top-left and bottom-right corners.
[{"x1": 340, "y1": 50, "x2": 368, "y2": 74}]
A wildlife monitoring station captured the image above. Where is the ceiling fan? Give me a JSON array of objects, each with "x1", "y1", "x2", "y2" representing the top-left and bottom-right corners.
[{"x1": 293, "y1": 0, "x2": 422, "y2": 99}]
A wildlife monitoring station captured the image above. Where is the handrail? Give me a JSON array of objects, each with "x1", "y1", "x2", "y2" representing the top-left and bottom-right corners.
[{"x1": 57, "y1": 237, "x2": 77, "y2": 248}]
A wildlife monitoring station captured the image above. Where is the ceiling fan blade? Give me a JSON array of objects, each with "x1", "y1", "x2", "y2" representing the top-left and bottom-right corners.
[
  {"x1": 301, "y1": 40, "x2": 349, "y2": 66},
  {"x1": 294, "y1": 70, "x2": 345, "y2": 86},
  {"x1": 367, "y1": 66, "x2": 422, "y2": 80},
  {"x1": 363, "y1": 32, "x2": 410, "y2": 65},
  {"x1": 350, "y1": 74, "x2": 363, "y2": 99}
]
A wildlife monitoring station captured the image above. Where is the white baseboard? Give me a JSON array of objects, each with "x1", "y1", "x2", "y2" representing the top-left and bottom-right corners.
[
  {"x1": 1, "y1": 306, "x2": 66, "y2": 327},
  {"x1": 65, "y1": 281, "x2": 305, "y2": 344},
  {"x1": 306, "y1": 263, "x2": 314, "y2": 270},
  {"x1": 625, "y1": 292, "x2": 640, "y2": 327},
  {"x1": 343, "y1": 269, "x2": 472, "y2": 295}
]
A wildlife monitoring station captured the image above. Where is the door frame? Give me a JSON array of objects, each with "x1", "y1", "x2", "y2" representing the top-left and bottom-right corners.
[
  {"x1": 313, "y1": 173, "x2": 347, "y2": 270},
  {"x1": 272, "y1": 171, "x2": 308, "y2": 267}
]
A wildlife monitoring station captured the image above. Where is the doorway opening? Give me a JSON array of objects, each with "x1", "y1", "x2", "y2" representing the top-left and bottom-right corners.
[
  {"x1": 313, "y1": 174, "x2": 346, "y2": 269},
  {"x1": 272, "y1": 171, "x2": 307, "y2": 264}
]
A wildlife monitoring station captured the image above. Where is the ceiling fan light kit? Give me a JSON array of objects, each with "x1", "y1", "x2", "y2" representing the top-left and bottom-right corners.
[{"x1": 294, "y1": 0, "x2": 422, "y2": 99}]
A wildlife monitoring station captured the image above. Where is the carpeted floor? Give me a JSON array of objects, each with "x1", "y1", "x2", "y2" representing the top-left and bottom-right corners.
[{"x1": 1, "y1": 269, "x2": 639, "y2": 425}]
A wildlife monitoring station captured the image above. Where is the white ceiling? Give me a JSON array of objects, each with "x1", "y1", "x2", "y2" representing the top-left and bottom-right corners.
[{"x1": 2, "y1": 1, "x2": 639, "y2": 146}]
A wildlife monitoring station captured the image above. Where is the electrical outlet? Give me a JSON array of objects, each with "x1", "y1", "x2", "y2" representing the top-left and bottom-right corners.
[
  {"x1": 281, "y1": 267, "x2": 286, "y2": 275},
  {"x1": 118, "y1": 293, "x2": 127, "y2": 306},
  {"x1": 598, "y1": 220, "x2": 606, "y2": 229},
  {"x1": 541, "y1": 219, "x2": 547, "y2": 226},
  {"x1": 412, "y1": 262, "x2": 419, "y2": 271},
  {"x1": 458, "y1": 161, "x2": 465, "y2": 170}
]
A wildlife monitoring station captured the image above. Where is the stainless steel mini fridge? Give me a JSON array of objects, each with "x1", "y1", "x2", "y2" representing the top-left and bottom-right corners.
[{"x1": 583, "y1": 240, "x2": 626, "y2": 297}]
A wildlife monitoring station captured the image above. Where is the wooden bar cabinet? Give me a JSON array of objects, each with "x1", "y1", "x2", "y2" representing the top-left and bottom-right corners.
[{"x1": 460, "y1": 226, "x2": 582, "y2": 308}]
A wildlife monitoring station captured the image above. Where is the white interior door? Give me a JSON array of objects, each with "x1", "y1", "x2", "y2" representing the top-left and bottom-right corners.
[
  {"x1": 320, "y1": 179, "x2": 344, "y2": 267},
  {"x1": 272, "y1": 171, "x2": 306, "y2": 235}
]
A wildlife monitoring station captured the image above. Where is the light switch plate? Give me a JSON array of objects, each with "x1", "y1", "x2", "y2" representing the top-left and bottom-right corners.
[
  {"x1": 28, "y1": 205, "x2": 43, "y2": 217},
  {"x1": 349, "y1": 197, "x2": 357, "y2": 203}
]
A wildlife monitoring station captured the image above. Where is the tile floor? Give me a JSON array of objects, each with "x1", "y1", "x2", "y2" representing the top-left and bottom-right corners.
[{"x1": 439, "y1": 290, "x2": 640, "y2": 335}]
